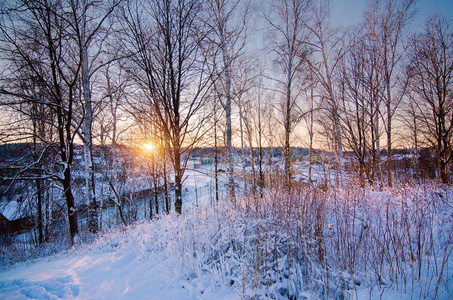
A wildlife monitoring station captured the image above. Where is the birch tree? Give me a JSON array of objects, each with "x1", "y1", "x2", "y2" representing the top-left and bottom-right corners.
[
  {"x1": 96, "y1": 62, "x2": 131, "y2": 227},
  {"x1": 365, "y1": 0, "x2": 415, "y2": 187},
  {"x1": 204, "y1": 0, "x2": 250, "y2": 199},
  {"x1": 265, "y1": 0, "x2": 310, "y2": 188},
  {"x1": 340, "y1": 36, "x2": 373, "y2": 186},
  {"x1": 339, "y1": 27, "x2": 386, "y2": 186},
  {"x1": 303, "y1": 0, "x2": 348, "y2": 186},
  {"x1": 68, "y1": 0, "x2": 120, "y2": 233}
]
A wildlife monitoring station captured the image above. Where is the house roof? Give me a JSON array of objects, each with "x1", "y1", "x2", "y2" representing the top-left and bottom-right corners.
[{"x1": 0, "y1": 200, "x2": 28, "y2": 220}]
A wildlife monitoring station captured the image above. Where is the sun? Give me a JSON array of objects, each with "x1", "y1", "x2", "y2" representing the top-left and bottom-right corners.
[{"x1": 142, "y1": 142, "x2": 154, "y2": 154}]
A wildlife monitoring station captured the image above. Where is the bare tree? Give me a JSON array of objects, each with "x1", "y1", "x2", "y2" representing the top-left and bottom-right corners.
[
  {"x1": 338, "y1": 27, "x2": 387, "y2": 186},
  {"x1": 365, "y1": 0, "x2": 415, "y2": 187},
  {"x1": 304, "y1": 71, "x2": 317, "y2": 185},
  {"x1": 69, "y1": 0, "x2": 120, "y2": 233},
  {"x1": 96, "y1": 62, "x2": 132, "y2": 227},
  {"x1": 0, "y1": 0, "x2": 85, "y2": 244},
  {"x1": 398, "y1": 87, "x2": 423, "y2": 180},
  {"x1": 204, "y1": 0, "x2": 250, "y2": 199},
  {"x1": 303, "y1": 0, "x2": 348, "y2": 186},
  {"x1": 233, "y1": 57, "x2": 257, "y2": 194},
  {"x1": 207, "y1": 83, "x2": 225, "y2": 203},
  {"x1": 339, "y1": 35, "x2": 373, "y2": 186},
  {"x1": 265, "y1": 0, "x2": 310, "y2": 189},
  {"x1": 407, "y1": 14, "x2": 453, "y2": 183},
  {"x1": 119, "y1": 0, "x2": 211, "y2": 214},
  {"x1": 252, "y1": 81, "x2": 266, "y2": 196}
]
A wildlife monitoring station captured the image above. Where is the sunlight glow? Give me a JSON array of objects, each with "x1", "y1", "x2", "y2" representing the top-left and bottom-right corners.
[{"x1": 142, "y1": 142, "x2": 154, "y2": 154}]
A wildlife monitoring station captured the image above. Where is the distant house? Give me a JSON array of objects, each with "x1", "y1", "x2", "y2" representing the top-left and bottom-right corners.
[
  {"x1": 201, "y1": 158, "x2": 212, "y2": 165},
  {"x1": 0, "y1": 201, "x2": 34, "y2": 236}
]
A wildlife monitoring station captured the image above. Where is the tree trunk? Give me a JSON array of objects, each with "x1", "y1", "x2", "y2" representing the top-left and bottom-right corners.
[
  {"x1": 285, "y1": 54, "x2": 292, "y2": 190},
  {"x1": 81, "y1": 8, "x2": 97, "y2": 233},
  {"x1": 334, "y1": 110, "x2": 343, "y2": 186},
  {"x1": 214, "y1": 110, "x2": 219, "y2": 203},
  {"x1": 247, "y1": 126, "x2": 256, "y2": 195},
  {"x1": 32, "y1": 111, "x2": 44, "y2": 244},
  {"x1": 386, "y1": 86, "x2": 392, "y2": 187},
  {"x1": 308, "y1": 79, "x2": 314, "y2": 185},
  {"x1": 36, "y1": 178, "x2": 43, "y2": 244},
  {"x1": 257, "y1": 95, "x2": 264, "y2": 198},
  {"x1": 163, "y1": 160, "x2": 170, "y2": 213},
  {"x1": 223, "y1": 45, "x2": 235, "y2": 200},
  {"x1": 62, "y1": 165, "x2": 78, "y2": 244},
  {"x1": 239, "y1": 109, "x2": 246, "y2": 193},
  {"x1": 174, "y1": 142, "x2": 183, "y2": 214},
  {"x1": 153, "y1": 157, "x2": 159, "y2": 216}
]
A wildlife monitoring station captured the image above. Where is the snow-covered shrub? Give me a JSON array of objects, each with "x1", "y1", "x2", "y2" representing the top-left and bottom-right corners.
[{"x1": 164, "y1": 183, "x2": 453, "y2": 299}]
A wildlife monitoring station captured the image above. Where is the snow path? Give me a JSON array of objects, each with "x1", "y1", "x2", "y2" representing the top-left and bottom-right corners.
[
  {"x1": 0, "y1": 251, "x2": 200, "y2": 299},
  {"x1": 0, "y1": 248, "x2": 238, "y2": 300},
  {"x1": 0, "y1": 220, "x2": 237, "y2": 300}
]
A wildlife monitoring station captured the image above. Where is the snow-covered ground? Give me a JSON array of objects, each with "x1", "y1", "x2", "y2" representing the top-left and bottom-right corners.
[
  {"x1": 0, "y1": 217, "x2": 237, "y2": 299},
  {"x1": 1, "y1": 166, "x2": 452, "y2": 299},
  {"x1": 0, "y1": 166, "x2": 236, "y2": 300}
]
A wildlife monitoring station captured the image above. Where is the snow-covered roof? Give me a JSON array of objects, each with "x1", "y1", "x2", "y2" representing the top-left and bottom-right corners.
[{"x1": 0, "y1": 200, "x2": 28, "y2": 220}]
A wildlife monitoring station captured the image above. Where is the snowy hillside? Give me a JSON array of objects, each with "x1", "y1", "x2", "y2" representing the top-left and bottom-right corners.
[
  {"x1": 0, "y1": 213, "x2": 237, "y2": 299},
  {"x1": 1, "y1": 184, "x2": 452, "y2": 299}
]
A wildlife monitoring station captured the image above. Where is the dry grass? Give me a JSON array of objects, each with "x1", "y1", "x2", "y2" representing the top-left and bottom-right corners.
[{"x1": 177, "y1": 182, "x2": 453, "y2": 298}]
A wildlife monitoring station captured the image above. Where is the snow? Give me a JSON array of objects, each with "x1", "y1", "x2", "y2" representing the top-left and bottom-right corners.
[
  {"x1": 1, "y1": 168, "x2": 452, "y2": 299},
  {"x1": 0, "y1": 216, "x2": 237, "y2": 299},
  {"x1": 0, "y1": 166, "x2": 238, "y2": 299},
  {"x1": 0, "y1": 251, "x2": 217, "y2": 299}
]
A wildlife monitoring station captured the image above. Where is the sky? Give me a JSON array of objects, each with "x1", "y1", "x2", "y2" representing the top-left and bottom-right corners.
[{"x1": 330, "y1": 0, "x2": 453, "y2": 28}]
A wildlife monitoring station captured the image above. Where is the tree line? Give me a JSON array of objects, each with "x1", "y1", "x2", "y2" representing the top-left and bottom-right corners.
[{"x1": 0, "y1": 0, "x2": 452, "y2": 245}]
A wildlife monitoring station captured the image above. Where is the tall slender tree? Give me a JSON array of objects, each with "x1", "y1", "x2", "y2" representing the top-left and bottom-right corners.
[
  {"x1": 303, "y1": 0, "x2": 348, "y2": 186},
  {"x1": 204, "y1": 0, "x2": 250, "y2": 199},
  {"x1": 68, "y1": 0, "x2": 120, "y2": 234},
  {"x1": 365, "y1": 0, "x2": 415, "y2": 187},
  {"x1": 265, "y1": 0, "x2": 310, "y2": 189}
]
